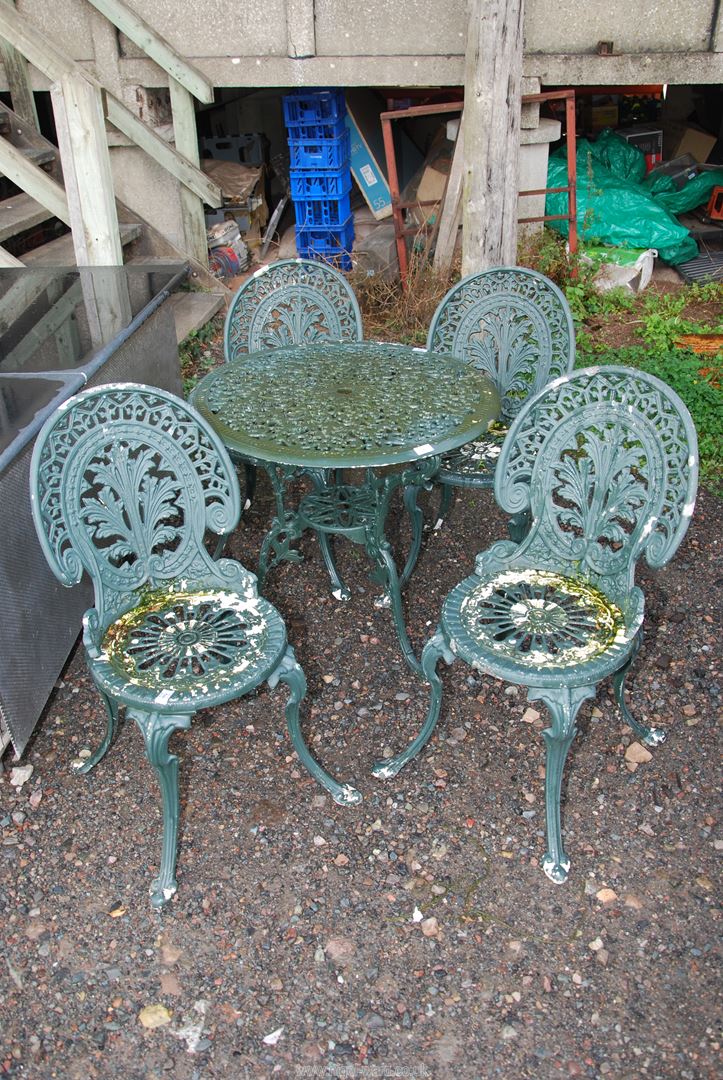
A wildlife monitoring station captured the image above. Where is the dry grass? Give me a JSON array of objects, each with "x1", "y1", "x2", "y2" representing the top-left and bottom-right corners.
[{"x1": 349, "y1": 249, "x2": 460, "y2": 345}]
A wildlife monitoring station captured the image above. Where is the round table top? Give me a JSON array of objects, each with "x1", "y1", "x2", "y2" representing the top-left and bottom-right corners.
[{"x1": 191, "y1": 340, "x2": 500, "y2": 470}]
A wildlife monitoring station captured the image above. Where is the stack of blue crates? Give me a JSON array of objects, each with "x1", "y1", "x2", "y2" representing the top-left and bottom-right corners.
[{"x1": 283, "y1": 89, "x2": 354, "y2": 271}]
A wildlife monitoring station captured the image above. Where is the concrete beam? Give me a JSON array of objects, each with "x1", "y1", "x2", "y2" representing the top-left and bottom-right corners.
[{"x1": 115, "y1": 50, "x2": 723, "y2": 88}]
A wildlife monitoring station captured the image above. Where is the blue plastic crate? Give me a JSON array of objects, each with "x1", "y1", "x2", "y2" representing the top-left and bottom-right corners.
[
  {"x1": 293, "y1": 193, "x2": 353, "y2": 229},
  {"x1": 288, "y1": 130, "x2": 351, "y2": 170},
  {"x1": 296, "y1": 219, "x2": 355, "y2": 271},
  {"x1": 283, "y1": 89, "x2": 346, "y2": 125},
  {"x1": 289, "y1": 167, "x2": 352, "y2": 199},
  {"x1": 285, "y1": 116, "x2": 347, "y2": 142}
]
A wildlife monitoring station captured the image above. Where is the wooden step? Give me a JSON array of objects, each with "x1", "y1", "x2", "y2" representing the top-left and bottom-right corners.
[
  {"x1": 0, "y1": 192, "x2": 55, "y2": 243},
  {"x1": 22, "y1": 222, "x2": 142, "y2": 265},
  {"x1": 165, "y1": 290, "x2": 225, "y2": 344}
]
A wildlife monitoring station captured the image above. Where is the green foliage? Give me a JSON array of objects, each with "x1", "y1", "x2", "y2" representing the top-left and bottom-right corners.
[
  {"x1": 179, "y1": 322, "x2": 219, "y2": 396},
  {"x1": 575, "y1": 346, "x2": 723, "y2": 494}
]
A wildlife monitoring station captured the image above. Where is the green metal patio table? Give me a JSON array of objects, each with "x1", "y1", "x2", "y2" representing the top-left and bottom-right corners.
[{"x1": 190, "y1": 341, "x2": 500, "y2": 673}]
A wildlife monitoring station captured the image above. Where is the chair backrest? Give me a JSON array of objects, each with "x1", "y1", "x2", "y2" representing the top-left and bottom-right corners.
[
  {"x1": 30, "y1": 383, "x2": 251, "y2": 631},
  {"x1": 493, "y1": 366, "x2": 698, "y2": 600},
  {"x1": 426, "y1": 267, "x2": 575, "y2": 423},
  {"x1": 224, "y1": 258, "x2": 363, "y2": 361}
]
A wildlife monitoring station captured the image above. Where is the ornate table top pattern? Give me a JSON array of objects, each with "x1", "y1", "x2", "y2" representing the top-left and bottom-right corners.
[{"x1": 191, "y1": 341, "x2": 500, "y2": 470}]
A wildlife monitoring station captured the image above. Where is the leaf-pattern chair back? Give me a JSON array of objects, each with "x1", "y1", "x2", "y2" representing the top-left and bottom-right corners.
[
  {"x1": 426, "y1": 267, "x2": 575, "y2": 422},
  {"x1": 493, "y1": 366, "x2": 698, "y2": 606},
  {"x1": 224, "y1": 258, "x2": 363, "y2": 361},
  {"x1": 30, "y1": 383, "x2": 250, "y2": 635}
]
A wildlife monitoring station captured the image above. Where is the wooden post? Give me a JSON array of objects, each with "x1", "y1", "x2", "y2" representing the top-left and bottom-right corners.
[
  {"x1": 169, "y1": 77, "x2": 208, "y2": 267},
  {"x1": 50, "y1": 73, "x2": 123, "y2": 267},
  {"x1": 51, "y1": 73, "x2": 129, "y2": 345},
  {"x1": 0, "y1": 0, "x2": 40, "y2": 130},
  {"x1": 462, "y1": 0, "x2": 523, "y2": 274}
]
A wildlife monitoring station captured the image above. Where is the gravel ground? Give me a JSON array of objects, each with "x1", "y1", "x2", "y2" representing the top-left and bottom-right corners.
[{"x1": 1, "y1": 475, "x2": 720, "y2": 1080}]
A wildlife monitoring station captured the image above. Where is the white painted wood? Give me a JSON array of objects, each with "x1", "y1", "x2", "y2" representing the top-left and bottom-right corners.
[
  {"x1": 0, "y1": 0, "x2": 39, "y2": 129},
  {"x1": 462, "y1": 0, "x2": 523, "y2": 274},
  {"x1": 85, "y1": 0, "x2": 214, "y2": 103},
  {"x1": 0, "y1": 245, "x2": 23, "y2": 266},
  {"x1": 50, "y1": 73, "x2": 123, "y2": 266},
  {"x1": 169, "y1": 76, "x2": 208, "y2": 266},
  {"x1": 0, "y1": 137, "x2": 69, "y2": 224},
  {"x1": 433, "y1": 121, "x2": 465, "y2": 274},
  {"x1": 106, "y1": 95, "x2": 222, "y2": 207}
]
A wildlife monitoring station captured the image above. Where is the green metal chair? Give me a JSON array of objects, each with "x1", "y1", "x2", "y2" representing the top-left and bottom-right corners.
[
  {"x1": 224, "y1": 258, "x2": 363, "y2": 360},
  {"x1": 426, "y1": 266, "x2": 575, "y2": 537},
  {"x1": 223, "y1": 257, "x2": 363, "y2": 510},
  {"x1": 373, "y1": 366, "x2": 698, "y2": 883},
  {"x1": 30, "y1": 383, "x2": 361, "y2": 908}
]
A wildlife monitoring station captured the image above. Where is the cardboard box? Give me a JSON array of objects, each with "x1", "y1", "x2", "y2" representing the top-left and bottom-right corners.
[
  {"x1": 589, "y1": 105, "x2": 619, "y2": 132},
  {"x1": 344, "y1": 89, "x2": 423, "y2": 221},
  {"x1": 673, "y1": 125, "x2": 717, "y2": 164},
  {"x1": 616, "y1": 126, "x2": 663, "y2": 172}
]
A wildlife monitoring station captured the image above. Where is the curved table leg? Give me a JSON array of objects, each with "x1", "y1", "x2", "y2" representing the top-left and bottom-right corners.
[
  {"x1": 257, "y1": 464, "x2": 304, "y2": 588},
  {"x1": 399, "y1": 483, "x2": 425, "y2": 588},
  {"x1": 307, "y1": 469, "x2": 350, "y2": 601}
]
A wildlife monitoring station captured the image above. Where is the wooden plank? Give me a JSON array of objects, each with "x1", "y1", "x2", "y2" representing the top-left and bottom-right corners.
[
  {"x1": 433, "y1": 122, "x2": 465, "y2": 274},
  {"x1": 0, "y1": 278, "x2": 83, "y2": 370},
  {"x1": 106, "y1": 96, "x2": 222, "y2": 208},
  {"x1": 50, "y1": 73, "x2": 123, "y2": 266},
  {"x1": 461, "y1": 0, "x2": 523, "y2": 273},
  {"x1": 169, "y1": 77, "x2": 208, "y2": 265},
  {"x1": 0, "y1": 137, "x2": 69, "y2": 225},
  {"x1": 0, "y1": 191, "x2": 55, "y2": 242},
  {"x1": 0, "y1": 0, "x2": 40, "y2": 129},
  {"x1": 0, "y1": 245, "x2": 23, "y2": 266},
  {"x1": 84, "y1": 0, "x2": 213, "y2": 104},
  {"x1": 165, "y1": 291, "x2": 224, "y2": 344},
  {"x1": 0, "y1": 269, "x2": 58, "y2": 334},
  {"x1": 23, "y1": 222, "x2": 141, "y2": 265}
]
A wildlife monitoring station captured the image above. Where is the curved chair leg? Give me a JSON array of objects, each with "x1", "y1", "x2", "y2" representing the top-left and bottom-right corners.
[
  {"x1": 242, "y1": 461, "x2": 257, "y2": 511},
  {"x1": 399, "y1": 484, "x2": 425, "y2": 588},
  {"x1": 434, "y1": 482, "x2": 455, "y2": 530},
  {"x1": 612, "y1": 632, "x2": 666, "y2": 747},
  {"x1": 130, "y1": 708, "x2": 192, "y2": 908},
  {"x1": 528, "y1": 684, "x2": 597, "y2": 884},
  {"x1": 372, "y1": 630, "x2": 455, "y2": 779},
  {"x1": 73, "y1": 687, "x2": 120, "y2": 774},
  {"x1": 508, "y1": 509, "x2": 531, "y2": 545},
  {"x1": 269, "y1": 646, "x2": 362, "y2": 806}
]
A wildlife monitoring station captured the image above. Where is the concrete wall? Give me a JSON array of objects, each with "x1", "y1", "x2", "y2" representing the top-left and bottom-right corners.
[{"x1": 5, "y1": 0, "x2": 722, "y2": 92}]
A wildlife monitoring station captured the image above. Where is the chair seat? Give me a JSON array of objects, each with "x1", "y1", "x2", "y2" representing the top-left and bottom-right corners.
[
  {"x1": 442, "y1": 568, "x2": 641, "y2": 687},
  {"x1": 92, "y1": 586, "x2": 287, "y2": 711},
  {"x1": 438, "y1": 424, "x2": 508, "y2": 487},
  {"x1": 298, "y1": 483, "x2": 377, "y2": 535}
]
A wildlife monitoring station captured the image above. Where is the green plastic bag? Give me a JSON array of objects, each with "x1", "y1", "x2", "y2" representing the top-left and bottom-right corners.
[
  {"x1": 546, "y1": 140, "x2": 699, "y2": 265},
  {"x1": 649, "y1": 168, "x2": 723, "y2": 215}
]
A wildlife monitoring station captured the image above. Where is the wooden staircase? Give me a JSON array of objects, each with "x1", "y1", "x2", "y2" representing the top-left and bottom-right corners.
[{"x1": 0, "y1": 100, "x2": 226, "y2": 342}]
